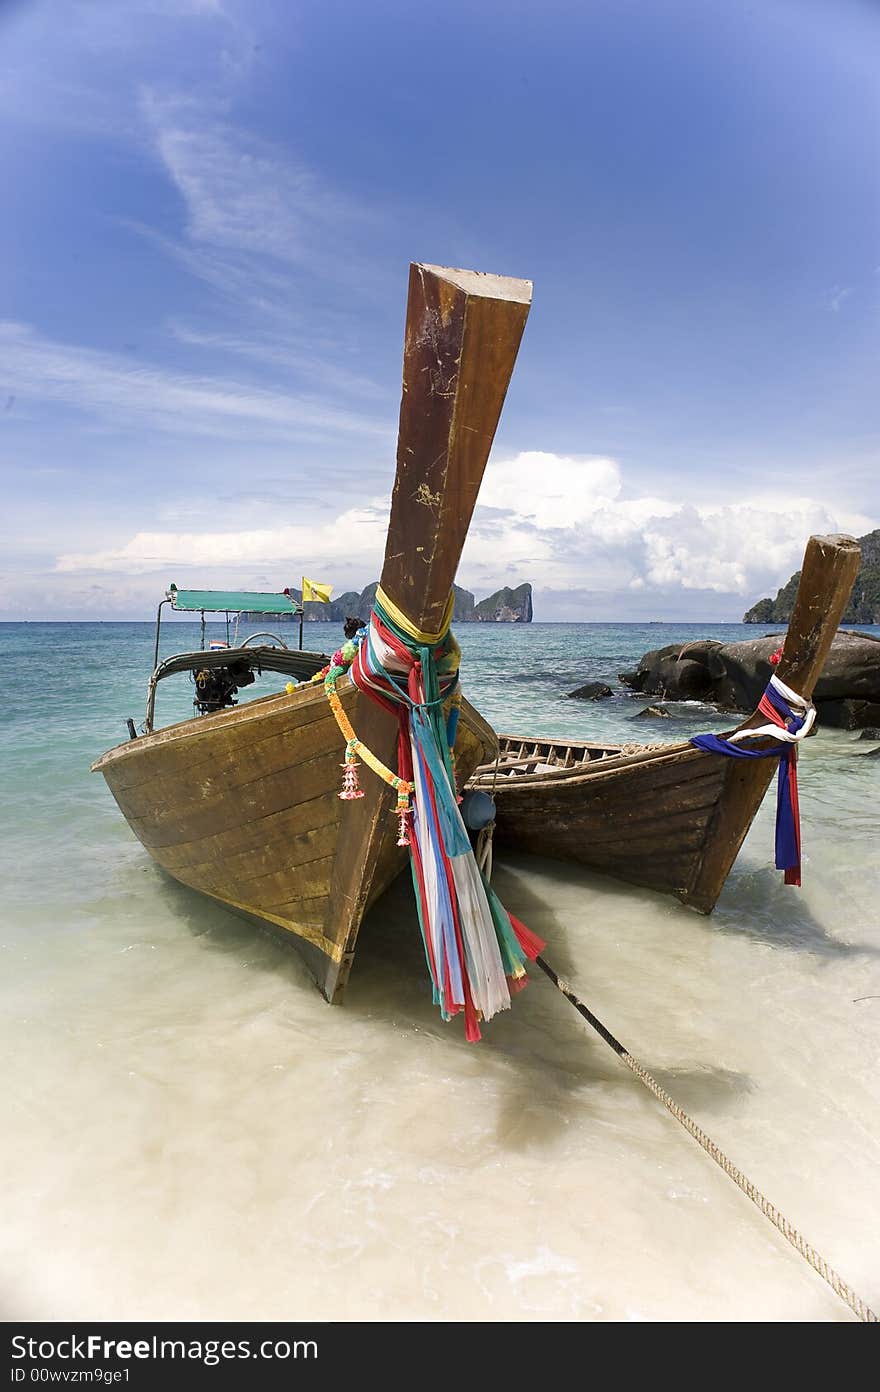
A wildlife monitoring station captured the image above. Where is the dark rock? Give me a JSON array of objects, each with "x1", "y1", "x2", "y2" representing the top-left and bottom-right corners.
[
  {"x1": 618, "y1": 643, "x2": 679, "y2": 695},
  {"x1": 633, "y1": 704, "x2": 671, "y2": 719},
  {"x1": 813, "y1": 631, "x2": 880, "y2": 700},
  {"x1": 624, "y1": 629, "x2": 880, "y2": 724},
  {"x1": 567, "y1": 681, "x2": 613, "y2": 700},
  {"x1": 863, "y1": 746, "x2": 880, "y2": 758},
  {"x1": 818, "y1": 699, "x2": 880, "y2": 730},
  {"x1": 672, "y1": 658, "x2": 715, "y2": 699},
  {"x1": 704, "y1": 636, "x2": 781, "y2": 710},
  {"x1": 618, "y1": 640, "x2": 722, "y2": 698},
  {"x1": 857, "y1": 728, "x2": 880, "y2": 741},
  {"x1": 677, "y1": 638, "x2": 728, "y2": 666}
]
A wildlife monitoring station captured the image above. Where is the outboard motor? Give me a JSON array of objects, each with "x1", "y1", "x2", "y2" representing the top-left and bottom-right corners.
[{"x1": 193, "y1": 659, "x2": 255, "y2": 715}]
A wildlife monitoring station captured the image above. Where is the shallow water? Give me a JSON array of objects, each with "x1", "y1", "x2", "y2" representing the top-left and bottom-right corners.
[{"x1": 1, "y1": 620, "x2": 878, "y2": 1321}]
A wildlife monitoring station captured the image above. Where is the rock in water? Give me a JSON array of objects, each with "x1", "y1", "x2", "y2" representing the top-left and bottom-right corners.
[
  {"x1": 567, "y1": 681, "x2": 613, "y2": 700},
  {"x1": 857, "y1": 727, "x2": 880, "y2": 741},
  {"x1": 622, "y1": 630, "x2": 880, "y2": 726},
  {"x1": 819, "y1": 700, "x2": 880, "y2": 730},
  {"x1": 633, "y1": 704, "x2": 671, "y2": 719},
  {"x1": 619, "y1": 641, "x2": 722, "y2": 700}
]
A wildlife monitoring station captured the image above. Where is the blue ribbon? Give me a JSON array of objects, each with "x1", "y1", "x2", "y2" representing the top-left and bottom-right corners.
[{"x1": 690, "y1": 683, "x2": 803, "y2": 875}]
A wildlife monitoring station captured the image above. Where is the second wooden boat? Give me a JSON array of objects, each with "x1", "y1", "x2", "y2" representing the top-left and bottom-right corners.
[{"x1": 467, "y1": 533, "x2": 860, "y2": 912}]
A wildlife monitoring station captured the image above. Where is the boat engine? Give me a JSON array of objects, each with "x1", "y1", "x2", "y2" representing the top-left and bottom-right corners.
[{"x1": 193, "y1": 659, "x2": 255, "y2": 715}]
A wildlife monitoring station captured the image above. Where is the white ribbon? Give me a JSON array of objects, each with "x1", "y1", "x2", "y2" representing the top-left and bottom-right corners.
[{"x1": 727, "y1": 672, "x2": 816, "y2": 746}]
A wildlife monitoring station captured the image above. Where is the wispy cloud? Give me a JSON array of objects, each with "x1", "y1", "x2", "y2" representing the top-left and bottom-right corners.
[
  {"x1": 168, "y1": 321, "x2": 388, "y2": 400},
  {"x1": 136, "y1": 90, "x2": 386, "y2": 311},
  {"x1": 143, "y1": 92, "x2": 360, "y2": 266},
  {"x1": 827, "y1": 285, "x2": 853, "y2": 312},
  {"x1": 0, "y1": 321, "x2": 392, "y2": 443}
]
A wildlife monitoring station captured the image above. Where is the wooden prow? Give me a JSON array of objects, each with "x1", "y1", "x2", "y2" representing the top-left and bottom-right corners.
[
  {"x1": 685, "y1": 533, "x2": 861, "y2": 911},
  {"x1": 380, "y1": 264, "x2": 532, "y2": 634},
  {"x1": 738, "y1": 533, "x2": 862, "y2": 730},
  {"x1": 324, "y1": 263, "x2": 531, "y2": 1001}
]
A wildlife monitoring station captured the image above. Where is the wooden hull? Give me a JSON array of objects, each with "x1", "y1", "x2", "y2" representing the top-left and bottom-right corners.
[
  {"x1": 93, "y1": 679, "x2": 496, "y2": 1000},
  {"x1": 468, "y1": 735, "x2": 753, "y2": 912}
]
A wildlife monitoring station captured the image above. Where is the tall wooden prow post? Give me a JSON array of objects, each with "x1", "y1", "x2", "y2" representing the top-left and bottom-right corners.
[
  {"x1": 686, "y1": 533, "x2": 861, "y2": 911},
  {"x1": 323, "y1": 264, "x2": 532, "y2": 1002}
]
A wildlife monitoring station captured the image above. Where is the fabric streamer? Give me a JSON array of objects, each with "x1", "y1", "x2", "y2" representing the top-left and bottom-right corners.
[
  {"x1": 690, "y1": 671, "x2": 815, "y2": 887},
  {"x1": 323, "y1": 588, "x2": 543, "y2": 1040}
]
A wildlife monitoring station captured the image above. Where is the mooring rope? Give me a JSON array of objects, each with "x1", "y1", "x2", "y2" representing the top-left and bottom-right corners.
[{"x1": 534, "y1": 954, "x2": 877, "y2": 1324}]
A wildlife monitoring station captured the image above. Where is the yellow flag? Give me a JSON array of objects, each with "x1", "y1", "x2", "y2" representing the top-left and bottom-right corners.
[{"x1": 302, "y1": 576, "x2": 333, "y2": 604}]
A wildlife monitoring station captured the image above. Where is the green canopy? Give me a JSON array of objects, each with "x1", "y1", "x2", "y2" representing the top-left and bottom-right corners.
[{"x1": 168, "y1": 584, "x2": 299, "y2": 615}]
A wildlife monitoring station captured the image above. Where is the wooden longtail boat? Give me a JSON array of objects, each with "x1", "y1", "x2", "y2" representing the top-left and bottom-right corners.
[
  {"x1": 92, "y1": 263, "x2": 532, "y2": 1001},
  {"x1": 467, "y1": 534, "x2": 860, "y2": 912}
]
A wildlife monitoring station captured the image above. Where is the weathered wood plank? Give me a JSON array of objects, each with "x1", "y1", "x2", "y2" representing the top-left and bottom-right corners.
[
  {"x1": 116, "y1": 750, "x2": 343, "y2": 847},
  {"x1": 153, "y1": 792, "x2": 339, "y2": 870}
]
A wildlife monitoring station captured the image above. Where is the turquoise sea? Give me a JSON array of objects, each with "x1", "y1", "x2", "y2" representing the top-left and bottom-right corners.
[{"x1": 1, "y1": 619, "x2": 878, "y2": 1321}]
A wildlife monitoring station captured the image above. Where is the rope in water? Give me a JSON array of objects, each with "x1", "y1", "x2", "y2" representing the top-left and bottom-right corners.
[{"x1": 534, "y1": 954, "x2": 878, "y2": 1324}]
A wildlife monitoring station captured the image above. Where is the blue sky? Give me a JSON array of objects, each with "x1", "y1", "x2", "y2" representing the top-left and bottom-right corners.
[{"x1": 0, "y1": 0, "x2": 877, "y2": 620}]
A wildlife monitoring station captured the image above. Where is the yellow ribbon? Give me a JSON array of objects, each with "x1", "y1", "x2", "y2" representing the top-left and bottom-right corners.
[{"x1": 375, "y1": 585, "x2": 455, "y2": 646}]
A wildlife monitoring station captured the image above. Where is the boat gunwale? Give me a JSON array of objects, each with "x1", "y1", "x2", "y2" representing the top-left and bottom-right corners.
[
  {"x1": 470, "y1": 733, "x2": 709, "y2": 787},
  {"x1": 91, "y1": 672, "x2": 353, "y2": 773}
]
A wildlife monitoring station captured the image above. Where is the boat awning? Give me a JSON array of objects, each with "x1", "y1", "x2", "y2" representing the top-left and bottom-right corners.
[{"x1": 167, "y1": 584, "x2": 300, "y2": 614}]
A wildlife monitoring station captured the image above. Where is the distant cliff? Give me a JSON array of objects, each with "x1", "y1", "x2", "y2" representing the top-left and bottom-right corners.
[
  {"x1": 245, "y1": 581, "x2": 532, "y2": 624},
  {"x1": 744, "y1": 529, "x2": 880, "y2": 624},
  {"x1": 472, "y1": 582, "x2": 533, "y2": 623}
]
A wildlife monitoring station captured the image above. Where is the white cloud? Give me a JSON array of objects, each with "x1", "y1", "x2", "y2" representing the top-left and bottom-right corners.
[
  {"x1": 461, "y1": 452, "x2": 874, "y2": 603},
  {"x1": 55, "y1": 506, "x2": 389, "y2": 578},
  {"x1": 478, "y1": 451, "x2": 623, "y2": 528},
  {"x1": 47, "y1": 450, "x2": 877, "y2": 619}
]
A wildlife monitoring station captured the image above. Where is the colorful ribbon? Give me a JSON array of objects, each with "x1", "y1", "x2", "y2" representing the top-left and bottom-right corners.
[
  {"x1": 325, "y1": 595, "x2": 543, "y2": 1039},
  {"x1": 691, "y1": 673, "x2": 814, "y2": 887}
]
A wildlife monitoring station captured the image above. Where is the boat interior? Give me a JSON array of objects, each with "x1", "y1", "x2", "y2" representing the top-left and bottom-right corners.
[{"x1": 141, "y1": 584, "x2": 330, "y2": 734}]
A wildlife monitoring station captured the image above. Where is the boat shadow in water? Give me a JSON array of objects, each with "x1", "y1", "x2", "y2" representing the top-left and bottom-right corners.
[
  {"x1": 349, "y1": 865, "x2": 760, "y2": 1145},
  {"x1": 151, "y1": 866, "x2": 322, "y2": 990},
  {"x1": 710, "y1": 865, "x2": 880, "y2": 960},
  {"x1": 150, "y1": 858, "x2": 760, "y2": 1149},
  {"x1": 483, "y1": 863, "x2": 758, "y2": 1122}
]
